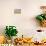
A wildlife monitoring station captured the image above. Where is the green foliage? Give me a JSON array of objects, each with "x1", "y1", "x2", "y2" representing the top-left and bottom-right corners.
[
  {"x1": 36, "y1": 15, "x2": 44, "y2": 21},
  {"x1": 44, "y1": 15, "x2": 46, "y2": 20},
  {"x1": 5, "y1": 26, "x2": 18, "y2": 38},
  {"x1": 36, "y1": 14, "x2": 46, "y2": 21}
]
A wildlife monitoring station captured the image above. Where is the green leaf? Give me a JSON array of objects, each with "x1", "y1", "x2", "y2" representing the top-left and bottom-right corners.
[{"x1": 36, "y1": 15, "x2": 44, "y2": 21}]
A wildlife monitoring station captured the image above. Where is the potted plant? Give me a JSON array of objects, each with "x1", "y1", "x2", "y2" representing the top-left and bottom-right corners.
[
  {"x1": 36, "y1": 6, "x2": 46, "y2": 27},
  {"x1": 5, "y1": 26, "x2": 18, "y2": 43}
]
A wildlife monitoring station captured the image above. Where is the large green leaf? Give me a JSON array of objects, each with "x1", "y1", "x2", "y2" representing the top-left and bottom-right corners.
[{"x1": 36, "y1": 15, "x2": 44, "y2": 21}]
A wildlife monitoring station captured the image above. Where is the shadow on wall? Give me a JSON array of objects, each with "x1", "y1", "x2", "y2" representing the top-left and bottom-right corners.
[{"x1": 30, "y1": 16, "x2": 40, "y2": 27}]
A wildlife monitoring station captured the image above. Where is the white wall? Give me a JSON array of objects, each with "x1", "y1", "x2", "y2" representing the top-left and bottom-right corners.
[{"x1": 0, "y1": 0, "x2": 46, "y2": 39}]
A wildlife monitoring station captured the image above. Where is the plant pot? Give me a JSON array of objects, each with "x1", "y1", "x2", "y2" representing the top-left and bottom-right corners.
[{"x1": 40, "y1": 20, "x2": 46, "y2": 27}]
